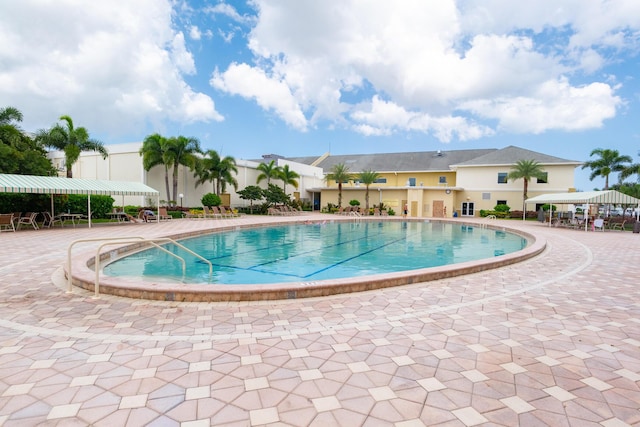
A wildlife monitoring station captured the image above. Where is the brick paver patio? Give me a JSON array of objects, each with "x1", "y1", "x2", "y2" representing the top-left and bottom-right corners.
[{"x1": 0, "y1": 214, "x2": 638, "y2": 426}]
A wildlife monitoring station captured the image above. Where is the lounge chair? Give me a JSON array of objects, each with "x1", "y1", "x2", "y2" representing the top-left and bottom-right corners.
[
  {"x1": 158, "y1": 207, "x2": 172, "y2": 221},
  {"x1": 0, "y1": 213, "x2": 15, "y2": 232},
  {"x1": 219, "y1": 206, "x2": 235, "y2": 218},
  {"x1": 17, "y1": 212, "x2": 39, "y2": 230},
  {"x1": 139, "y1": 209, "x2": 157, "y2": 222},
  {"x1": 203, "y1": 206, "x2": 221, "y2": 219}
]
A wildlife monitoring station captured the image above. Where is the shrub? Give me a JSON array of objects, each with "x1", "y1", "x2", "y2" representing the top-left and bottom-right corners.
[
  {"x1": 63, "y1": 194, "x2": 115, "y2": 218},
  {"x1": 349, "y1": 199, "x2": 360, "y2": 206},
  {"x1": 494, "y1": 204, "x2": 510, "y2": 213},
  {"x1": 201, "y1": 193, "x2": 221, "y2": 207}
]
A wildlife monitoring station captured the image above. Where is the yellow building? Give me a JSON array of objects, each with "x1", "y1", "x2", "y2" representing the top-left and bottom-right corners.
[{"x1": 291, "y1": 145, "x2": 581, "y2": 217}]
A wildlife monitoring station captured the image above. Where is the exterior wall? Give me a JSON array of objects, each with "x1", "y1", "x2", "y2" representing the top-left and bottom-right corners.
[
  {"x1": 453, "y1": 164, "x2": 578, "y2": 216},
  {"x1": 47, "y1": 144, "x2": 576, "y2": 216},
  {"x1": 325, "y1": 171, "x2": 456, "y2": 189},
  {"x1": 48, "y1": 143, "x2": 324, "y2": 209}
]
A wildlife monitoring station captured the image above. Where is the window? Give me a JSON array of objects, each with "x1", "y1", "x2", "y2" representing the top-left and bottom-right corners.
[
  {"x1": 439, "y1": 176, "x2": 447, "y2": 184},
  {"x1": 408, "y1": 177, "x2": 416, "y2": 187},
  {"x1": 497, "y1": 173, "x2": 508, "y2": 184},
  {"x1": 537, "y1": 173, "x2": 548, "y2": 184},
  {"x1": 374, "y1": 178, "x2": 387, "y2": 183},
  {"x1": 497, "y1": 200, "x2": 507, "y2": 205}
]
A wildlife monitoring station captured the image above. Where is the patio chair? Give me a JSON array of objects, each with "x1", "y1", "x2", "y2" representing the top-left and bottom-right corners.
[
  {"x1": 41, "y1": 211, "x2": 63, "y2": 228},
  {"x1": 593, "y1": 218, "x2": 605, "y2": 232},
  {"x1": 610, "y1": 219, "x2": 627, "y2": 231},
  {"x1": 17, "y1": 212, "x2": 39, "y2": 230},
  {"x1": 0, "y1": 213, "x2": 15, "y2": 232}
]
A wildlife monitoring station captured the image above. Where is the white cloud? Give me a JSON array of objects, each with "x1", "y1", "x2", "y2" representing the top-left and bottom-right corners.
[
  {"x1": 189, "y1": 25, "x2": 202, "y2": 40},
  {"x1": 351, "y1": 96, "x2": 494, "y2": 142},
  {"x1": 204, "y1": 3, "x2": 254, "y2": 25},
  {"x1": 211, "y1": 63, "x2": 307, "y2": 131},
  {"x1": 460, "y1": 78, "x2": 621, "y2": 133},
  {"x1": 210, "y1": 0, "x2": 631, "y2": 141},
  {"x1": 0, "y1": 0, "x2": 222, "y2": 138}
]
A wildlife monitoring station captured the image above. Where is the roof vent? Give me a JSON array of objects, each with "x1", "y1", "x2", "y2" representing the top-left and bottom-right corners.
[{"x1": 435, "y1": 150, "x2": 443, "y2": 157}]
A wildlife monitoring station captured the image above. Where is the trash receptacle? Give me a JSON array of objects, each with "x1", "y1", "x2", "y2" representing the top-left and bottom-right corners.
[{"x1": 633, "y1": 222, "x2": 640, "y2": 234}]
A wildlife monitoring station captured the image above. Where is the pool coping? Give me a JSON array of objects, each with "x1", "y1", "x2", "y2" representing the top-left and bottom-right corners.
[{"x1": 66, "y1": 217, "x2": 546, "y2": 301}]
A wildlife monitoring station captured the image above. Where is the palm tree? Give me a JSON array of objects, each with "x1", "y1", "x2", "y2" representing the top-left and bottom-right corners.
[
  {"x1": 325, "y1": 163, "x2": 352, "y2": 208},
  {"x1": 619, "y1": 162, "x2": 640, "y2": 184},
  {"x1": 358, "y1": 169, "x2": 380, "y2": 212},
  {"x1": 36, "y1": 115, "x2": 107, "y2": 178},
  {"x1": 582, "y1": 148, "x2": 632, "y2": 190},
  {"x1": 139, "y1": 133, "x2": 172, "y2": 202},
  {"x1": 256, "y1": 160, "x2": 282, "y2": 186},
  {"x1": 279, "y1": 164, "x2": 300, "y2": 194},
  {"x1": 507, "y1": 159, "x2": 546, "y2": 220},
  {"x1": 217, "y1": 155, "x2": 239, "y2": 195},
  {"x1": 195, "y1": 150, "x2": 238, "y2": 195},
  {"x1": 0, "y1": 106, "x2": 24, "y2": 144},
  {"x1": 165, "y1": 136, "x2": 202, "y2": 204}
]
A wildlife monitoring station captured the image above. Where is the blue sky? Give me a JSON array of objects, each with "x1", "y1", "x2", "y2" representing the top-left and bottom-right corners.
[{"x1": 1, "y1": 1, "x2": 639, "y2": 190}]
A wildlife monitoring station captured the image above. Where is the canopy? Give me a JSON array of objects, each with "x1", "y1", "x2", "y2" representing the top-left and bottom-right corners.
[
  {"x1": 0, "y1": 173, "x2": 159, "y2": 196},
  {"x1": 525, "y1": 190, "x2": 640, "y2": 205},
  {"x1": 526, "y1": 190, "x2": 640, "y2": 231},
  {"x1": 0, "y1": 173, "x2": 160, "y2": 227}
]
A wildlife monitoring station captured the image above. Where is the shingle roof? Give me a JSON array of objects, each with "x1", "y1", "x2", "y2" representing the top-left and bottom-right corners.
[
  {"x1": 286, "y1": 149, "x2": 496, "y2": 173},
  {"x1": 451, "y1": 145, "x2": 581, "y2": 167},
  {"x1": 284, "y1": 146, "x2": 579, "y2": 173}
]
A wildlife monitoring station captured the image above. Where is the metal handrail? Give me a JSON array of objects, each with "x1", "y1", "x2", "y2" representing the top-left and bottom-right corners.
[{"x1": 67, "y1": 236, "x2": 213, "y2": 297}]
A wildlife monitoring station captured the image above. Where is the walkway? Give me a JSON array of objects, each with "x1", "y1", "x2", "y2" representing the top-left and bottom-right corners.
[{"x1": 0, "y1": 215, "x2": 638, "y2": 426}]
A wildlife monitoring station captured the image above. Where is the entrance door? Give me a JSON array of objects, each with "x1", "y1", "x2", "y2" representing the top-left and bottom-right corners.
[
  {"x1": 461, "y1": 202, "x2": 475, "y2": 216},
  {"x1": 433, "y1": 200, "x2": 444, "y2": 218}
]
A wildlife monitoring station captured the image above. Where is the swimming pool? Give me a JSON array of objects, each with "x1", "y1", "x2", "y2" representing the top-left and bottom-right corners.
[{"x1": 103, "y1": 220, "x2": 528, "y2": 286}]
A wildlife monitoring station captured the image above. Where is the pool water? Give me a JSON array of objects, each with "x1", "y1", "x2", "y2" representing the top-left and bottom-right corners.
[{"x1": 103, "y1": 221, "x2": 528, "y2": 285}]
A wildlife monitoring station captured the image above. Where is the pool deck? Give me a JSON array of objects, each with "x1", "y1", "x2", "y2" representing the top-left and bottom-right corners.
[{"x1": 0, "y1": 214, "x2": 638, "y2": 426}]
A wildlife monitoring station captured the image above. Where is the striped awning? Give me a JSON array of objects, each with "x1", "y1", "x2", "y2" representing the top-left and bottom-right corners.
[
  {"x1": 0, "y1": 173, "x2": 159, "y2": 196},
  {"x1": 526, "y1": 190, "x2": 640, "y2": 205}
]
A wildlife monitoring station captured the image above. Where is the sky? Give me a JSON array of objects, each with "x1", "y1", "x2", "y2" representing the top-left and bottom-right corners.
[{"x1": 1, "y1": 0, "x2": 639, "y2": 191}]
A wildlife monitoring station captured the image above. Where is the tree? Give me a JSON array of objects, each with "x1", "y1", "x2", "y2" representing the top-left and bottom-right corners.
[
  {"x1": 237, "y1": 185, "x2": 264, "y2": 213},
  {"x1": 325, "y1": 163, "x2": 352, "y2": 208},
  {"x1": 165, "y1": 136, "x2": 202, "y2": 205},
  {"x1": 139, "y1": 133, "x2": 172, "y2": 203},
  {"x1": 256, "y1": 160, "x2": 282, "y2": 186},
  {"x1": 507, "y1": 159, "x2": 546, "y2": 220},
  {"x1": 263, "y1": 183, "x2": 290, "y2": 206},
  {"x1": 0, "y1": 106, "x2": 24, "y2": 145},
  {"x1": 195, "y1": 150, "x2": 238, "y2": 195},
  {"x1": 279, "y1": 164, "x2": 299, "y2": 194},
  {"x1": 358, "y1": 169, "x2": 380, "y2": 212},
  {"x1": 582, "y1": 148, "x2": 632, "y2": 190},
  {"x1": 0, "y1": 106, "x2": 55, "y2": 176},
  {"x1": 36, "y1": 115, "x2": 107, "y2": 178},
  {"x1": 620, "y1": 153, "x2": 640, "y2": 183},
  {"x1": 620, "y1": 162, "x2": 640, "y2": 184}
]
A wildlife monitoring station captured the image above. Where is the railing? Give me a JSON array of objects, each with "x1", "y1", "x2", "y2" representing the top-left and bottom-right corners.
[{"x1": 67, "y1": 237, "x2": 213, "y2": 298}]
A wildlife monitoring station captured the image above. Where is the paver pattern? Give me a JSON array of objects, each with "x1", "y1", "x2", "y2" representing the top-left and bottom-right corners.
[{"x1": 0, "y1": 214, "x2": 638, "y2": 426}]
